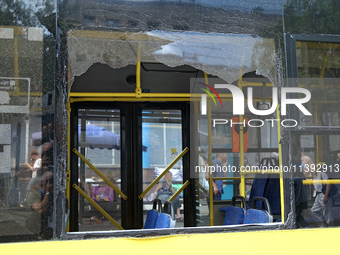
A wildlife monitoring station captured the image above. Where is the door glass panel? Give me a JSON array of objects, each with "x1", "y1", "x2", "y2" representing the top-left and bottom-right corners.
[
  {"x1": 77, "y1": 109, "x2": 121, "y2": 231},
  {"x1": 142, "y1": 110, "x2": 184, "y2": 227}
]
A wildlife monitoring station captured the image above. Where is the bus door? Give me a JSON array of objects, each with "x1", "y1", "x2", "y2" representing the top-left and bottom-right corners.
[{"x1": 68, "y1": 102, "x2": 191, "y2": 232}]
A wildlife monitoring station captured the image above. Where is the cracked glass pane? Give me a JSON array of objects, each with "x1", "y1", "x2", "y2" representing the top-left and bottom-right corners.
[
  {"x1": 0, "y1": 0, "x2": 58, "y2": 242},
  {"x1": 62, "y1": 0, "x2": 283, "y2": 88},
  {"x1": 67, "y1": 31, "x2": 277, "y2": 87}
]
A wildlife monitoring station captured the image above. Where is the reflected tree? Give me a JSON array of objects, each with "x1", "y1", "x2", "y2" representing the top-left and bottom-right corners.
[
  {"x1": 285, "y1": 0, "x2": 340, "y2": 34},
  {"x1": 0, "y1": 0, "x2": 35, "y2": 26}
]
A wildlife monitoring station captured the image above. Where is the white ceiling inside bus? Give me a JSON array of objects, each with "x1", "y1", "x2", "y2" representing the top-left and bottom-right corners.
[{"x1": 68, "y1": 30, "x2": 276, "y2": 89}]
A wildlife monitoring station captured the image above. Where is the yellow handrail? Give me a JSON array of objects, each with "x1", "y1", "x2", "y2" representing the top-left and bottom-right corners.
[
  {"x1": 240, "y1": 169, "x2": 282, "y2": 174},
  {"x1": 303, "y1": 180, "x2": 340, "y2": 185},
  {"x1": 276, "y1": 104, "x2": 285, "y2": 223},
  {"x1": 195, "y1": 180, "x2": 208, "y2": 195},
  {"x1": 169, "y1": 180, "x2": 190, "y2": 202},
  {"x1": 135, "y1": 42, "x2": 142, "y2": 98},
  {"x1": 72, "y1": 184, "x2": 124, "y2": 230},
  {"x1": 238, "y1": 78, "x2": 245, "y2": 198},
  {"x1": 207, "y1": 95, "x2": 214, "y2": 227},
  {"x1": 69, "y1": 92, "x2": 230, "y2": 98},
  {"x1": 212, "y1": 177, "x2": 254, "y2": 180},
  {"x1": 66, "y1": 101, "x2": 71, "y2": 232},
  {"x1": 72, "y1": 148, "x2": 128, "y2": 200},
  {"x1": 139, "y1": 147, "x2": 189, "y2": 200}
]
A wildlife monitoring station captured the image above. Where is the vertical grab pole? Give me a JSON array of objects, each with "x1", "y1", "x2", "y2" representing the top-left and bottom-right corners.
[
  {"x1": 13, "y1": 29, "x2": 19, "y2": 93},
  {"x1": 238, "y1": 79, "x2": 245, "y2": 197},
  {"x1": 315, "y1": 51, "x2": 328, "y2": 162},
  {"x1": 194, "y1": 101, "x2": 201, "y2": 220},
  {"x1": 276, "y1": 104, "x2": 285, "y2": 223},
  {"x1": 204, "y1": 72, "x2": 214, "y2": 226},
  {"x1": 239, "y1": 113, "x2": 245, "y2": 198},
  {"x1": 136, "y1": 42, "x2": 142, "y2": 98},
  {"x1": 66, "y1": 101, "x2": 71, "y2": 232},
  {"x1": 315, "y1": 105, "x2": 320, "y2": 164},
  {"x1": 208, "y1": 96, "x2": 214, "y2": 226}
]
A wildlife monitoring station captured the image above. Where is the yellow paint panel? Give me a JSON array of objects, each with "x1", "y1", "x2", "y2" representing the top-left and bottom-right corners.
[{"x1": 2, "y1": 228, "x2": 340, "y2": 254}]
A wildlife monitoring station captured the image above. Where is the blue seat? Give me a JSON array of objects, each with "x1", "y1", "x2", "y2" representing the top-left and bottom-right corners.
[
  {"x1": 243, "y1": 209, "x2": 270, "y2": 224},
  {"x1": 155, "y1": 201, "x2": 176, "y2": 229},
  {"x1": 155, "y1": 213, "x2": 171, "y2": 228},
  {"x1": 248, "y1": 175, "x2": 269, "y2": 210},
  {"x1": 264, "y1": 177, "x2": 281, "y2": 215},
  {"x1": 243, "y1": 197, "x2": 273, "y2": 224},
  {"x1": 248, "y1": 158, "x2": 278, "y2": 210},
  {"x1": 220, "y1": 196, "x2": 246, "y2": 225},
  {"x1": 144, "y1": 199, "x2": 162, "y2": 229}
]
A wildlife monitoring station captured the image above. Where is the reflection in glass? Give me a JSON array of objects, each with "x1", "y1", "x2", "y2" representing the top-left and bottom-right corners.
[
  {"x1": 293, "y1": 133, "x2": 340, "y2": 229},
  {"x1": 296, "y1": 42, "x2": 340, "y2": 127},
  {"x1": 0, "y1": 0, "x2": 56, "y2": 240}
]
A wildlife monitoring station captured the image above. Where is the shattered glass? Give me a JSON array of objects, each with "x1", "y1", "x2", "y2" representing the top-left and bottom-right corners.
[
  {"x1": 68, "y1": 30, "x2": 277, "y2": 87},
  {"x1": 64, "y1": 0, "x2": 282, "y2": 88},
  {"x1": 0, "y1": 0, "x2": 59, "y2": 242}
]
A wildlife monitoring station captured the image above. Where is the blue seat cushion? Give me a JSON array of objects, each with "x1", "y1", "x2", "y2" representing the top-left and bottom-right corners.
[
  {"x1": 220, "y1": 206, "x2": 245, "y2": 225},
  {"x1": 144, "y1": 210, "x2": 159, "y2": 229},
  {"x1": 243, "y1": 209, "x2": 269, "y2": 224},
  {"x1": 264, "y1": 178, "x2": 281, "y2": 215},
  {"x1": 155, "y1": 213, "x2": 171, "y2": 228},
  {"x1": 248, "y1": 177, "x2": 269, "y2": 209}
]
